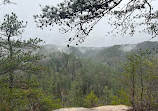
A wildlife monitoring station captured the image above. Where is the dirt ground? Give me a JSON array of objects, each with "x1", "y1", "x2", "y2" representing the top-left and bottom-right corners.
[{"x1": 54, "y1": 105, "x2": 132, "y2": 111}]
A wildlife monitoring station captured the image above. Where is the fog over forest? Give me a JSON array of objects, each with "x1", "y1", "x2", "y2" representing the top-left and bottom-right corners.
[{"x1": 0, "y1": 0, "x2": 158, "y2": 111}]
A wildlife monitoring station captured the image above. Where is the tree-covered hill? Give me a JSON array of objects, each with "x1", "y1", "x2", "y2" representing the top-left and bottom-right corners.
[
  {"x1": 1, "y1": 40, "x2": 158, "y2": 110},
  {"x1": 39, "y1": 41, "x2": 158, "y2": 66},
  {"x1": 35, "y1": 41, "x2": 158, "y2": 110}
]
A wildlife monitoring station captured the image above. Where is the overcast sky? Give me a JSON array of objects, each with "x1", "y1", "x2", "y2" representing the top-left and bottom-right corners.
[{"x1": 0, "y1": 0, "x2": 158, "y2": 47}]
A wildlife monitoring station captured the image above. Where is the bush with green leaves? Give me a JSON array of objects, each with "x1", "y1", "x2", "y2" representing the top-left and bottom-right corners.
[
  {"x1": 84, "y1": 90, "x2": 99, "y2": 108},
  {"x1": 0, "y1": 77, "x2": 61, "y2": 111}
]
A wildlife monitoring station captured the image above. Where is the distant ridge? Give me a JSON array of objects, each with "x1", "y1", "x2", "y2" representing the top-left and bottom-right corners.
[{"x1": 38, "y1": 41, "x2": 158, "y2": 67}]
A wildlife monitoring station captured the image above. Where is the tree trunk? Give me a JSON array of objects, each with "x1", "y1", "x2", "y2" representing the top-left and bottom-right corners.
[
  {"x1": 140, "y1": 58, "x2": 144, "y2": 111},
  {"x1": 8, "y1": 36, "x2": 14, "y2": 89},
  {"x1": 131, "y1": 67, "x2": 135, "y2": 109}
]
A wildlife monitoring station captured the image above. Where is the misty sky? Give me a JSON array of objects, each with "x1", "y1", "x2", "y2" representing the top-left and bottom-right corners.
[{"x1": 0, "y1": 0, "x2": 158, "y2": 47}]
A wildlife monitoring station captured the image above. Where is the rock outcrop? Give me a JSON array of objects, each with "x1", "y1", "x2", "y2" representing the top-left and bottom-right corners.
[{"x1": 54, "y1": 105, "x2": 132, "y2": 111}]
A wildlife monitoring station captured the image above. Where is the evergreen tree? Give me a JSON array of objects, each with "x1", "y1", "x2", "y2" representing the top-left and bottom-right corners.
[
  {"x1": 122, "y1": 50, "x2": 158, "y2": 110},
  {"x1": 0, "y1": 13, "x2": 43, "y2": 88},
  {"x1": 84, "y1": 90, "x2": 99, "y2": 108}
]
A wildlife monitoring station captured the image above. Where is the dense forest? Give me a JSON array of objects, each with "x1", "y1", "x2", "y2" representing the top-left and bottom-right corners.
[
  {"x1": 1, "y1": 0, "x2": 158, "y2": 111},
  {"x1": 1, "y1": 36, "x2": 158, "y2": 110}
]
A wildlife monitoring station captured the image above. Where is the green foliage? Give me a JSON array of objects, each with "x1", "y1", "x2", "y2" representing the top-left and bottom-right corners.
[
  {"x1": 34, "y1": 46, "x2": 158, "y2": 110},
  {"x1": 67, "y1": 78, "x2": 84, "y2": 107},
  {"x1": 122, "y1": 50, "x2": 158, "y2": 110},
  {"x1": 0, "y1": 88, "x2": 27, "y2": 111},
  {"x1": 0, "y1": 13, "x2": 44, "y2": 89},
  {"x1": 111, "y1": 88, "x2": 130, "y2": 106},
  {"x1": 84, "y1": 90, "x2": 99, "y2": 108},
  {"x1": 100, "y1": 86, "x2": 113, "y2": 105},
  {"x1": 0, "y1": 77, "x2": 61, "y2": 111},
  {"x1": 0, "y1": 13, "x2": 62, "y2": 111},
  {"x1": 36, "y1": 50, "x2": 122, "y2": 107},
  {"x1": 1, "y1": 15, "x2": 158, "y2": 111},
  {"x1": 26, "y1": 89, "x2": 61, "y2": 111}
]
